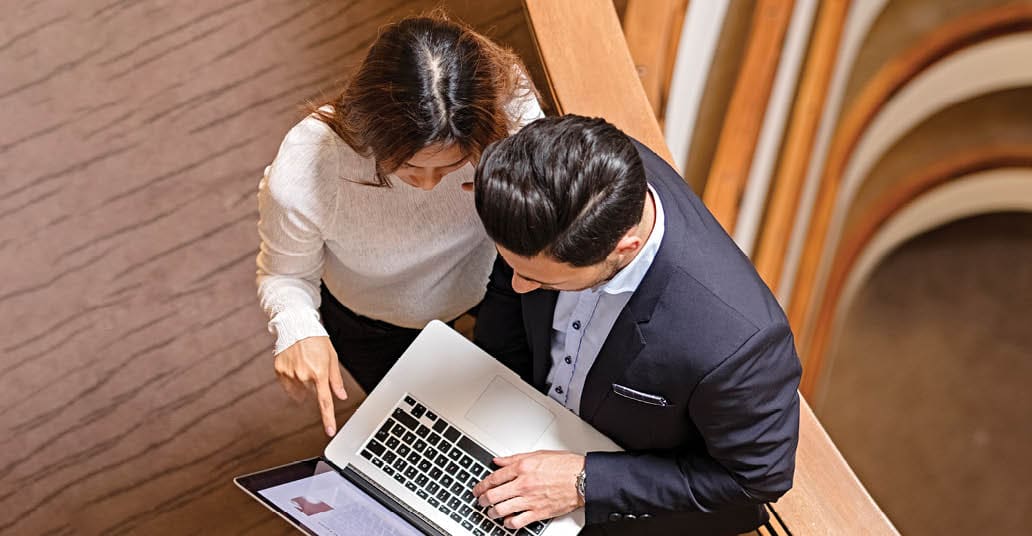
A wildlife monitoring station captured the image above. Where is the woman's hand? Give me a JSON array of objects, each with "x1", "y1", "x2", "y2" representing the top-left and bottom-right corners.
[{"x1": 273, "y1": 336, "x2": 348, "y2": 436}]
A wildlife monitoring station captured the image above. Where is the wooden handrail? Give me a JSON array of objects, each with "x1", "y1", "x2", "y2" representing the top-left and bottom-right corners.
[{"x1": 519, "y1": 1, "x2": 897, "y2": 533}]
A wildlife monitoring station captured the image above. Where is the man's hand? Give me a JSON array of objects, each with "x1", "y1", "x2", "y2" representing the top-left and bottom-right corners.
[
  {"x1": 472, "y1": 450, "x2": 585, "y2": 530},
  {"x1": 273, "y1": 336, "x2": 348, "y2": 437}
]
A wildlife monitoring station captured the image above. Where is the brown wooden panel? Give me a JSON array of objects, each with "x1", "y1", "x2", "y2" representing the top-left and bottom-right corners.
[
  {"x1": 786, "y1": 4, "x2": 1032, "y2": 350},
  {"x1": 754, "y1": 0, "x2": 849, "y2": 292},
  {"x1": 702, "y1": 0, "x2": 795, "y2": 233},
  {"x1": 0, "y1": 1, "x2": 534, "y2": 534}
]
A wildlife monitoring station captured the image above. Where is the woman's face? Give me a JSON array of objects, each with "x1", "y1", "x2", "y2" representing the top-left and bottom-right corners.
[{"x1": 393, "y1": 143, "x2": 468, "y2": 190}]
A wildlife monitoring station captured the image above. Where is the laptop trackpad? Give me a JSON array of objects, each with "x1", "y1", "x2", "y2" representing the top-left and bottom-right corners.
[{"x1": 465, "y1": 376, "x2": 556, "y2": 454}]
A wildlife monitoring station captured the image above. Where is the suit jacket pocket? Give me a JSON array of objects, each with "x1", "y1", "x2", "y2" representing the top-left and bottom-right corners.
[{"x1": 611, "y1": 383, "x2": 670, "y2": 406}]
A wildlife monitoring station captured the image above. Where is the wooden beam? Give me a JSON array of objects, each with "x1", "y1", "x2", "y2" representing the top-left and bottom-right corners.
[
  {"x1": 521, "y1": 0, "x2": 676, "y2": 167},
  {"x1": 754, "y1": 0, "x2": 849, "y2": 292},
  {"x1": 621, "y1": 0, "x2": 690, "y2": 122},
  {"x1": 702, "y1": 0, "x2": 795, "y2": 233}
]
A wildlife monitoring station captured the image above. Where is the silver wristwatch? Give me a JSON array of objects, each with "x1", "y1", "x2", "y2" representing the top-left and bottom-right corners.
[{"x1": 575, "y1": 468, "x2": 587, "y2": 499}]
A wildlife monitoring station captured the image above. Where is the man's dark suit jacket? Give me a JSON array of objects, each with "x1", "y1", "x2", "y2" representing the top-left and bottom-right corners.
[{"x1": 474, "y1": 140, "x2": 802, "y2": 536}]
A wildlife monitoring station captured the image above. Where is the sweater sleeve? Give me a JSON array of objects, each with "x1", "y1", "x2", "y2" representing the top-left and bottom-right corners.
[{"x1": 256, "y1": 124, "x2": 339, "y2": 354}]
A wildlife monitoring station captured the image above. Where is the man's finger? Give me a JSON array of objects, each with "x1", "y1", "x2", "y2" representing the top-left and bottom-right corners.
[
  {"x1": 487, "y1": 493, "x2": 530, "y2": 519},
  {"x1": 478, "y1": 478, "x2": 521, "y2": 507},
  {"x1": 505, "y1": 510, "x2": 541, "y2": 530},
  {"x1": 329, "y1": 362, "x2": 348, "y2": 400},
  {"x1": 315, "y1": 379, "x2": 337, "y2": 437},
  {"x1": 473, "y1": 464, "x2": 518, "y2": 496}
]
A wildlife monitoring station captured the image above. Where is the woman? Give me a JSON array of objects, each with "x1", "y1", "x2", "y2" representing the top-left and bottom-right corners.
[{"x1": 257, "y1": 14, "x2": 542, "y2": 437}]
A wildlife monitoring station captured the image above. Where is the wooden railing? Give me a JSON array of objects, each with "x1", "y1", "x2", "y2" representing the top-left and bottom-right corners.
[{"x1": 520, "y1": 1, "x2": 898, "y2": 533}]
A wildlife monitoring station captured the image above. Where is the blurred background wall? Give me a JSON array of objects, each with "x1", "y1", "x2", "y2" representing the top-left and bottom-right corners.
[{"x1": 1, "y1": 1, "x2": 1029, "y2": 534}]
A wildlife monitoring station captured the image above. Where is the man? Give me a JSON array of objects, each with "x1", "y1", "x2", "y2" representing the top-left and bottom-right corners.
[{"x1": 470, "y1": 115, "x2": 802, "y2": 535}]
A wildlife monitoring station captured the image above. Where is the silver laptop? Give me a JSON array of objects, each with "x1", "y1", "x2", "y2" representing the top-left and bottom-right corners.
[{"x1": 236, "y1": 320, "x2": 621, "y2": 536}]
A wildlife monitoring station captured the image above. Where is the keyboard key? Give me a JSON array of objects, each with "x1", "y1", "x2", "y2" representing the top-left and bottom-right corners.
[
  {"x1": 418, "y1": 460, "x2": 432, "y2": 473},
  {"x1": 447, "y1": 462, "x2": 460, "y2": 475},
  {"x1": 478, "y1": 516, "x2": 493, "y2": 531},
  {"x1": 449, "y1": 447, "x2": 463, "y2": 461},
  {"x1": 527, "y1": 521, "x2": 545, "y2": 534},
  {"x1": 458, "y1": 436, "x2": 496, "y2": 468},
  {"x1": 436, "y1": 489, "x2": 450, "y2": 502},
  {"x1": 462, "y1": 490, "x2": 475, "y2": 503},
  {"x1": 417, "y1": 489, "x2": 428, "y2": 500},
  {"x1": 516, "y1": 529, "x2": 533, "y2": 536},
  {"x1": 392, "y1": 424, "x2": 406, "y2": 437},
  {"x1": 372, "y1": 458, "x2": 384, "y2": 468},
  {"x1": 429, "y1": 467, "x2": 443, "y2": 479},
  {"x1": 426, "y1": 411, "x2": 438, "y2": 421},
  {"x1": 393, "y1": 459, "x2": 407, "y2": 471},
  {"x1": 416, "y1": 474, "x2": 429, "y2": 487},
  {"x1": 404, "y1": 395, "x2": 416, "y2": 406},
  {"x1": 386, "y1": 437, "x2": 400, "y2": 450},
  {"x1": 412, "y1": 404, "x2": 426, "y2": 418},
  {"x1": 433, "y1": 420, "x2": 448, "y2": 434},
  {"x1": 427, "y1": 433, "x2": 442, "y2": 446},
  {"x1": 444, "y1": 426, "x2": 461, "y2": 442},
  {"x1": 394, "y1": 473, "x2": 405, "y2": 484},
  {"x1": 435, "y1": 454, "x2": 449, "y2": 468},
  {"x1": 403, "y1": 432, "x2": 417, "y2": 445},
  {"x1": 460, "y1": 505, "x2": 473, "y2": 517},
  {"x1": 441, "y1": 475, "x2": 454, "y2": 488},
  {"x1": 439, "y1": 503, "x2": 451, "y2": 515},
  {"x1": 475, "y1": 529, "x2": 485, "y2": 536},
  {"x1": 393, "y1": 408, "x2": 419, "y2": 430},
  {"x1": 451, "y1": 513, "x2": 463, "y2": 524},
  {"x1": 492, "y1": 526, "x2": 505, "y2": 536},
  {"x1": 405, "y1": 467, "x2": 418, "y2": 479},
  {"x1": 416, "y1": 424, "x2": 430, "y2": 438},
  {"x1": 428, "y1": 497, "x2": 440, "y2": 508},
  {"x1": 398, "y1": 445, "x2": 411, "y2": 458},
  {"x1": 406, "y1": 452, "x2": 420, "y2": 464},
  {"x1": 450, "y1": 482, "x2": 465, "y2": 495},
  {"x1": 448, "y1": 497, "x2": 462, "y2": 510},
  {"x1": 427, "y1": 482, "x2": 440, "y2": 494},
  {"x1": 459, "y1": 455, "x2": 473, "y2": 468},
  {"x1": 360, "y1": 449, "x2": 372, "y2": 460},
  {"x1": 383, "y1": 451, "x2": 397, "y2": 463},
  {"x1": 405, "y1": 481, "x2": 417, "y2": 492},
  {"x1": 458, "y1": 470, "x2": 470, "y2": 483},
  {"x1": 376, "y1": 421, "x2": 393, "y2": 441},
  {"x1": 367, "y1": 440, "x2": 386, "y2": 457},
  {"x1": 414, "y1": 439, "x2": 427, "y2": 453},
  {"x1": 383, "y1": 466, "x2": 395, "y2": 476},
  {"x1": 461, "y1": 520, "x2": 475, "y2": 531}
]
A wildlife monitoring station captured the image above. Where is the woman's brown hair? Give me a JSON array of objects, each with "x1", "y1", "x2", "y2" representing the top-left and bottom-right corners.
[{"x1": 310, "y1": 13, "x2": 532, "y2": 186}]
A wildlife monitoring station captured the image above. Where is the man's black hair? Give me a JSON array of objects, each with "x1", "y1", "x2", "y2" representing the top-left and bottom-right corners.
[{"x1": 474, "y1": 115, "x2": 647, "y2": 267}]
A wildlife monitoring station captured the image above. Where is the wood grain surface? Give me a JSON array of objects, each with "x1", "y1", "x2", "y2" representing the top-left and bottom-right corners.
[{"x1": 0, "y1": 1, "x2": 534, "y2": 534}]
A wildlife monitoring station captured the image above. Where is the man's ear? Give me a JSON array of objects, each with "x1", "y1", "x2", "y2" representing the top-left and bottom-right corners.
[{"x1": 613, "y1": 233, "x2": 643, "y2": 257}]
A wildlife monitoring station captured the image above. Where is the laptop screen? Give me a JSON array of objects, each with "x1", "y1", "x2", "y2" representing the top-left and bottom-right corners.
[{"x1": 237, "y1": 458, "x2": 431, "y2": 536}]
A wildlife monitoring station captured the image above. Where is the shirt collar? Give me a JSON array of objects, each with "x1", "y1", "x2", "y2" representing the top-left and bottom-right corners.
[{"x1": 599, "y1": 185, "x2": 665, "y2": 295}]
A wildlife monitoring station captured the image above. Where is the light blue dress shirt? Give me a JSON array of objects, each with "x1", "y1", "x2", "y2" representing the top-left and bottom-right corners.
[{"x1": 546, "y1": 186, "x2": 666, "y2": 414}]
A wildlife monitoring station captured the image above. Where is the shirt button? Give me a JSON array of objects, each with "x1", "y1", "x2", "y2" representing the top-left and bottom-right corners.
[
  {"x1": 608, "y1": 513, "x2": 623, "y2": 522},
  {"x1": 625, "y1": 514, "x2": 637, "y2": 521},
  {"x1": 564, "y1": 356, "x2": 572, "y2": 364},
  {"x1": 572, "y1": 320, "x2": 581, "y2": 330},
  {"x1": 555, "y1": 386, "x2": 564, "y2": 394}
]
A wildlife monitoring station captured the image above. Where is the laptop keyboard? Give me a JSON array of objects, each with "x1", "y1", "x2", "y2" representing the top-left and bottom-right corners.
[{"x1": 359, "y1": 394, "x2": 549, "y2": 536}]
